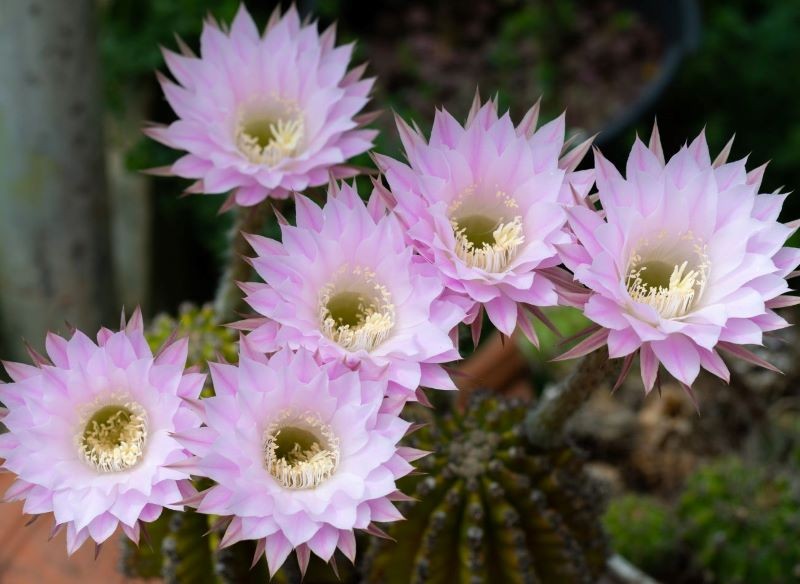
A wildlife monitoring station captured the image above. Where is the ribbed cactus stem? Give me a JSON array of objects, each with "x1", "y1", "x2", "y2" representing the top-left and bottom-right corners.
[
  {"x1": 366, "y1": 395, "x2": 609, "y2": 583},
  {"x1": 161, "y1": 510, "x2": 215, "y2": 584},
  {"x1": 214, "y1": 540, "x2": 270, "y2": 583},
  {"x1": 213, "y1": 202, "x2": 271, "y2": 324},
  {"x1": 525, "y1": 349, "x2": 615, "y2": 449}
]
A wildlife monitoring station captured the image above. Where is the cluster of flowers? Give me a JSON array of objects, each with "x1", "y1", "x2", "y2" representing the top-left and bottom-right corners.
[{"x1": 1, "y1": 4, "x2": 797, "y2": 577}]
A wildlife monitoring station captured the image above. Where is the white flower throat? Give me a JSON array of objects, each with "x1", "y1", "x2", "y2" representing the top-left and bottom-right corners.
[
  {"x1": 319, "y1": 265, "x2": 395, "y2": 352},
  {"x1": 236, "y1": 98, "x2": 304, "y2": 166},
  {"x1": 625, "y1": 232, "x2": 710, "y2": 319},
  {"x1": 78, "y1": 396, "x2": 148, "y2": 473},
  {"x1": 450, "y1": 186, "x2": 524, "y2": 272},
  {"x1": 263, "y1": 411, "x2": 340, "y2": 490}
]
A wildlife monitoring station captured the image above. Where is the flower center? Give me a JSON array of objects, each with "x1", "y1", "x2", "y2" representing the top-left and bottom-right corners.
[
  {"x1": 263, "y1": 412, "x2": 340, "y2": 490},
  {"x1": 451, "y1": 214, "x2": 524, "y2": 272},
  {"x1": 78, "y1": 400, "x2": 148, "y2": 473},
  {"x1": 449, "y1": 187, "x2": 524, "y2": 272},
  {"x1": 236, "y1": 99, "x2": 304, "y2": 166},
  {"x1": 319, "y1": 266, "x2": 395, "y2": 351},
  {"x1": 625, "y1": 234, "x2": 710, "y2": 319}
]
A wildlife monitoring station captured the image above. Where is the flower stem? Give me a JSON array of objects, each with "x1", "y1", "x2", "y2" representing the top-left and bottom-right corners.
[
  {"x1": 213, "y1": 203, "x2": 270, "y2": 324},
  {"x1": 525, "y1": 349, "x2": 615, "y2": 449}
]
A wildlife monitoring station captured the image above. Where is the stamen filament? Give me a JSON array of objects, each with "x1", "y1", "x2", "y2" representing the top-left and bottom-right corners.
[
  {"x1": 626, "y1": 240, "x2": 709, "y2": 319},
  {"x1": 77, "y1": 398, "x2": 148, "y2": 473},
  {"x1": 236, "y1": 108, "x2": 304, "y2": 166},
  {"x1": 452, "y1": 216, "x2": 524, "y2": 272},
  {"x1": 263, "y1": 412, "x2": 340, "y2": 490},
  {"x1": 319, "y1": 266, "x2": 395, "y2": 351}
]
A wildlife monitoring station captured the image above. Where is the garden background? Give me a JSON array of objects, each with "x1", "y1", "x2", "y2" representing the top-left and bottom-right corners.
[{"x1": 1, "y1": 1, "x2": 799, "y2": 582}]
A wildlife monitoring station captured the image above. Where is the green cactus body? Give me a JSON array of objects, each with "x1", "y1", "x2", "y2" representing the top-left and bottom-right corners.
[
  {"x1": 147, "y1": 303, "x2": 238, "y2": 394},
  {"x1": 119, "y1": 510, "x2": 174, "y2": 579},
  {"x1": 365, "y1": 395, "x2": 608, "y2": 584},
  {"x1": 214, "y1": 540, "x2": 272, "y2": 584},
  {"x1": 161, "y1": 510, "x2": 216, "y2": 584}
]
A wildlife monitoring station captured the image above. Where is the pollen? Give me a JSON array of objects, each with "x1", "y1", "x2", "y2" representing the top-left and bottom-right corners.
[
  {"x1": 319, "y1": 265, "x2": 395, "y2": 351},
  {"x1": 626, "y1": 238, "x2": 710, "y2": 319},
  {"x1": 236, "y1": 98, "x2": 304, "y2": 166},
  {"x1": 263, "y1": 411, "x2": 340, "y2": 490},
  {"x1": 78, "y1": 398, "x2": 148, "y2": 473}
]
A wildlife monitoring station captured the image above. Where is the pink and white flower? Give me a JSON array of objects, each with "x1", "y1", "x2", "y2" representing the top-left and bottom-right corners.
[
  {"x1": 240, "y1": 183, "x2": 464, "y2": 407},
  {"x1": 147, "y1": 5, "x2": 376, "y2": 207},
  {"x1": 559, "y1": 126, "x2": 800, "y2": 395},
  {"x1": 178, "y1": 345, "x2": 417, "y2": 576},
  {"x1": 0, "y1": 310, "x2": 204, "y2": 554},
  {"x1": 376, "y1": 96, "x2": 594, "y2": 342}
]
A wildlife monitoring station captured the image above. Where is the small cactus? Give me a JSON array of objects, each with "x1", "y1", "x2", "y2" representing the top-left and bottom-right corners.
[
  {"x1": 678, "y1": 458, "x2": 800, "y2": 584},
  {"x1": 147, "y1": 303, "x2": 238, "y2": 393},
  {"x1": 364, "y1": 394, "x2": 609, "y2": 584}
]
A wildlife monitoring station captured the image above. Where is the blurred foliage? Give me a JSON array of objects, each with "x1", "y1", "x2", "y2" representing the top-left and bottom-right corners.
[
  {"x1": 604, "y1": 455, "x2": 800, "y2": 582},
  {"x1": 518, "y1": 306, "x2": 591, "y2": 361},
  {"x1": 677, "y1": 458, "x2": 800, "y2": 584},
  {"x1": 366, "y1": 394, "x2": 608, "y2": 583},
  {"x1": 516, "y1": 306, "x2": 592, "y2": 389},
  {"x1": 100, "y1": 0, "x2": 240, "y2": 110},
  {"x1": 603, "y1": 495, "x2": 680, "y2": 578},
  {"x1": 746, "y1": 401, "x2": 800, "y2": 470},
  {"x1": 637, "y1": 0, "x2": 800, "y2": 214},
  {"x1": 316, "y1": 0, "x2": 661, "y2": 158}
]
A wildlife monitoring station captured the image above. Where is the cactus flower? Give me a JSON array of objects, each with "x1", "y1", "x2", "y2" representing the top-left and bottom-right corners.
[
  {"x1": 377, "y1": 96, "x2": 594, "y2": 343},
  {"x1": 147, "y1": 5, "x2": 376, "y2": 207},
  {"x1": 177, "y1": 345, "x2": 417, "y2": 576},
  {"x1": 0, "y1": 310, "x2": 205, "y2": 553},
  {"x1": 559, "y1": 126, "x2": 800, "y2": 396}
]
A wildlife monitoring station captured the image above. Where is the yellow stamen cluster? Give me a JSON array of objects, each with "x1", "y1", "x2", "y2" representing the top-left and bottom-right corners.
[
  {"x1": 78, "y1": 399, "x2": 148, "y2": 473},
  {"x1": 236, "y1": 99, "x2": 304, "y2": 166},
  {"x1": 319, "y1": 265, "x2": 395, "y2": 352},
  {"x1": 263, "y1": 411, "x2": 340, "y2": 490},
  {"x1": 449, "y1": 185, "x2": 524, "y2": 272},
  {"x1": 626, "y1": 234, "x2": 710, "y2": 319},
  {"x1": 452, "y1": 216, "x2": 525, "y2": 272}
]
